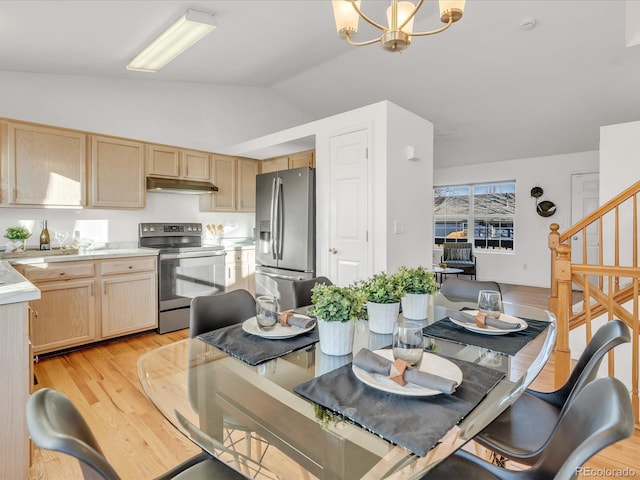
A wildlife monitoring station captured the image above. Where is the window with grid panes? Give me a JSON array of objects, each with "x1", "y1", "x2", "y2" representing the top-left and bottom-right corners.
[{"x1": 434, "y1": 182, "x2": 515, "y2": 250}]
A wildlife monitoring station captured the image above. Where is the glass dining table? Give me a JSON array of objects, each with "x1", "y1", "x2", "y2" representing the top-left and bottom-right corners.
[{"x1": 137, "y1": 295, "x2": 556, "y2": 480}]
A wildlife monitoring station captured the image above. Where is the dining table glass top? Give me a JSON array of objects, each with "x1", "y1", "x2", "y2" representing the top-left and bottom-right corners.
[{"x1": 137, "y1": 295, "x2": 556, "y2": 480}]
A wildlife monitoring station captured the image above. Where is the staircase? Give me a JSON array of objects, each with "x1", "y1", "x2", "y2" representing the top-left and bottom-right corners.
[{"x1": 549, "y1": 179, "x2": 640, "y2": 425}]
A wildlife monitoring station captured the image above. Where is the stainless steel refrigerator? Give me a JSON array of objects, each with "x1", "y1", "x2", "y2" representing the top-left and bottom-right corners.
[{"x1": 255, "y1": 166, "x2": 315, "y2": 311}]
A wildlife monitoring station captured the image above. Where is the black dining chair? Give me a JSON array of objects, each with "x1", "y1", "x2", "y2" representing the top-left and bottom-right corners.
[
  {"x1": 421, "y1": 376, "x2": 634, "y2": 480},
  {"x1": 475, "y1": 319, "x2": 630, "y2": 466},
  {"x1": 26, "y1": 388, "x2": 247, "y2": 480},
  {"x1": 189, "y1": 289, "x2": 257, "y2": 336},
  {"x1": 439, "y1": 278, "x2": 501, "y2": 303},
  {"x1": 292, "y1": 276, "x2": 333, "y2": 308}
]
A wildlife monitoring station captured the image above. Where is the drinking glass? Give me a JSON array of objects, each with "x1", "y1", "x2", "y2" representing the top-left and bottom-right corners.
[
  {"x1": 256, "y1": 296, "x2": 278, "y2": 331},
  {"x1": 54, "y1": 230, "x2": 68, "y2": 249},
  {"x1": 478, "y1": 290, "x2": 503, "y2": 319},
  {"x1": 392, "y1": 320, "x2": 424, "y2": 367}
]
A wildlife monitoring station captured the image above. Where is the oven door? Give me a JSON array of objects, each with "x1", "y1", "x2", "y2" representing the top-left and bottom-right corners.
[{"x1": 159, "y1": 251, "x2": 226, "y2": 312}]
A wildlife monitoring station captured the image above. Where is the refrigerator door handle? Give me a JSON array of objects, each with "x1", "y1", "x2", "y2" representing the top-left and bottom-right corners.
[
  {"x1": 256, "y1": 270, "x2": 306, "y2": 282},
  {"x1": 276, "y1": 177, "x2": 284, "y2": 260},
  {"x1": 269, "y1": 177, "x2": 277, "y2": 259}
]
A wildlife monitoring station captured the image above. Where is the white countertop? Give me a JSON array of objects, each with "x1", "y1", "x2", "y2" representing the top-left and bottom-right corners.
[
  {"x1": 0, "y1": 261, "x2": 40, "y2": 305},
  {"x1": 6, "y1": 248, "x2": 158, "y2": 265}
]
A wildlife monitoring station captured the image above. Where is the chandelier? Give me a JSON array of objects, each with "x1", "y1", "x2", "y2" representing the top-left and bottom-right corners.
[{"x1": 331, "y1": 0, "x2": 465, "y2": 52}]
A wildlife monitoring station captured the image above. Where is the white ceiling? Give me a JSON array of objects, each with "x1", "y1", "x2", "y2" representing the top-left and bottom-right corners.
[{"x1": 1, "y1": 0, "x2": 639, "y2": 168}]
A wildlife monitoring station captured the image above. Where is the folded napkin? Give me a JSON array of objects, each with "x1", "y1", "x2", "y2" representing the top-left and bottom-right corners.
[
  {"x1": 447, "y1": 310, "x2": 522, "y2": 330},
  {"x1": 353, "y1": 349, "x2": 458, "y2": 394},
  {"x1": 279, "y1": 312, "x2": 316, "y2": 329}
]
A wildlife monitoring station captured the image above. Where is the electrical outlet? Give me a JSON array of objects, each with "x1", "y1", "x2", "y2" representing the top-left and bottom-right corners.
[{"x1": 394, "y1": 221, "x2": 405, "y2": 234}]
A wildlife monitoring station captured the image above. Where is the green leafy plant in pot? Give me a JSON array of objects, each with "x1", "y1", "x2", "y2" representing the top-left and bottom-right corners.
[
  {"x1": 4, "y1": 225, "x2": 31, "y2": 252},
  {"x1": 397, "y1": 266, "x2": 437, "y2": 320},
  {"x1": 311, "y1": 283, "x2": 365, "y2": 356},
  {"x1": 359, "y1": 271, "x2": 404, "y2": 334}
]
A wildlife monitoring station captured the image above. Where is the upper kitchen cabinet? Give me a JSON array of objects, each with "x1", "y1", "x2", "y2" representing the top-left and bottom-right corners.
[
  {"x1": 201, "y1": 154, "x2": 236, "y2": 211},
  {"x1": 200, "y1": 155, "x2": 259, "y2": 212},
  {"x1": 237, "y1": 157, "x2": 259, "y2": 212},
  {"x1": 90, "y1": 136, "x2": 145, "y2": 208},
  {"x1": 147, "y1": 144, "x2": 210, "y2": 181},
  {"x1": 3, "y1": 121, "x2": 86, "y2": 206},
  {"x1": 260, "y1": 149, "x2": 315, "y2": 173}
]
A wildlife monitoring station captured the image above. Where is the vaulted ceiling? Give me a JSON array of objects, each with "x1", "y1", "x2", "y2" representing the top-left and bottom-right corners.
[{"x1": 1, "y1": 1, "x2": 639, "y2": 167}]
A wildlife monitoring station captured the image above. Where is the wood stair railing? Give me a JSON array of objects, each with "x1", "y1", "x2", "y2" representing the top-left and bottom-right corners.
[{"x1": 549, "y1": 179, "x2": 640, "y2": 425}]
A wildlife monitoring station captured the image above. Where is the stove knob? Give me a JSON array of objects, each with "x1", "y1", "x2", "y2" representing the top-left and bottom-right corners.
[
  {"x1": 149, "y1": 227, "x2": 155, "y2": 232},
  {"x1": 196, "y1": 225, "x2": 202, "y2": 232},
  {"x1": 142, "y1": 226, "x2": 148, "y2": 232},
  {"x1": 187, "y1": 226, "x2": 192, "y2": 232}
]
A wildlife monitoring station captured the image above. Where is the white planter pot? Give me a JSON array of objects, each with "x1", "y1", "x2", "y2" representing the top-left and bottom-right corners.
[
  {"x1": 401, "y1": 293, "x2": 430, "y2": 320},
  {"x1": 367, "y1": 301, "x2": 400, "y2": 334},
  {"x1": 317, "y1": 318, "x2": 355, "y2": 356}
]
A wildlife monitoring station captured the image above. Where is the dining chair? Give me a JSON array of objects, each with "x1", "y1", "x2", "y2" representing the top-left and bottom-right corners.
[
  {"x1": 475, "y1": 318, "x2": 630, "y2": 466},
  {"x1": 189, "y1": 289, "x2": 257, "y2": 336},
  {"x1": 420, "y1": 376, "x2": 634, "y2": 480},
  {"x1": 189, "y1": 289, "x2": 268, "y2": 464},
  {"x1": 439, "y1": 278, "x2": 501, "y2": 303},
  {"x1": 292, "y1": 276, "x2": 333, "y2": 308},
  {"x1": 26, "y1": 388, "x2": 247, "y2": 480}
]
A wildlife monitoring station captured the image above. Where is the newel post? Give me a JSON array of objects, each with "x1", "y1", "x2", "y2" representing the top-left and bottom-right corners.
[
  {"x1": 548, "y1": 223, "x2": 560, "y2": 314},
  {"x1": 554, "y1": 243, "x2": 572, "y2": 387}
]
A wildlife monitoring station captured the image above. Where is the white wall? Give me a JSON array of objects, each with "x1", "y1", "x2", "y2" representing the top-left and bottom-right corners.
[
  {"x1": 0, "y1": 70, "x2": 316, "y2": 245},
  {"x1": 434, "y1": 150, "x2": 599, "y2": 287}
]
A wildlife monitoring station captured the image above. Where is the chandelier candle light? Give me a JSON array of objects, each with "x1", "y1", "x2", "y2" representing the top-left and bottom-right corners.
[{"x1": 332, "y1": 0, "x2": 465, "y2": 52}]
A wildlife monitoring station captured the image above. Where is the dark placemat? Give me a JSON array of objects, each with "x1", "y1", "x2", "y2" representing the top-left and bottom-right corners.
[
  {"x1": 422, "y1": 317, "x2": 550, "y2": 356},
  {"x1": 293, "y1": 356, "x2": 505, "y2": 457},
  {"x1": 198, "y1": 323, "x2": 319, "y2": 366}
]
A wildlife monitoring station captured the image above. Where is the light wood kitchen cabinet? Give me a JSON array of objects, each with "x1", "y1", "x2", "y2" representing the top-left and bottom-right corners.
[
  {"x1": 20, "y1": 261, "x2": 97, "y2": 354},
  {"x1": 90, "y1": 135, "x2": 145, "y2": 208},
  {"x1": 201, "y1": 154, "x2": 236, "y2": 211},
  {"x1": 5, "y1": 121, "x2": 86, "y2": 206},
  {"x1": 100, "y1": 257, "x2": 157, "y2": 338},
  {"x1": 260, "y1": 149, "x2": 315, "y2": 173},
  {"x1": 17, "y1": 255, "x2": 157, "y2": 355},
  {"x1": 147, "y1": 144, "x2": 211, "y2": 181},
  {"x1": 237, "y1": 157, "x2": 259, "y2": 212},
  {"x1": 260, "y1": 155, "x2": 288, "y2": 174},
  {"x1": 224, "y1": 248, "x2": 255, "y2": 295}
]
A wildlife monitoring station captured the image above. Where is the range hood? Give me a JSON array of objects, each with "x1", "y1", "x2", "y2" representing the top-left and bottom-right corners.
[{"x1": 146, "y1": 176, "x2": 218, "y2": 194}]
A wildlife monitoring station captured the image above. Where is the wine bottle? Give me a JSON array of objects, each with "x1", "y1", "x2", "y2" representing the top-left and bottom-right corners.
[{"x1": 39, "y1": 220, "x2": 51, "y2": 251}]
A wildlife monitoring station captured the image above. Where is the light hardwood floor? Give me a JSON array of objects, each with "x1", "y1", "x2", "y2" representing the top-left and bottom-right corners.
[{"x1": 30, "y1": 286, "x2": 640, "y2": 479}]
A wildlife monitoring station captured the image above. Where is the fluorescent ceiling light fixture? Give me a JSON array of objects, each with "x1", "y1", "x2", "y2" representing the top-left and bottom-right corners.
[{"x1": 127, "y1": 9, "x2": 216, "y2": 72}]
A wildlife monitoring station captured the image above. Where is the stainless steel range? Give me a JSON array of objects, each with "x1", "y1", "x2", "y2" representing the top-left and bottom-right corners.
[{"x1": 139, "y1": 222, "x2": 226, "y2": 333}]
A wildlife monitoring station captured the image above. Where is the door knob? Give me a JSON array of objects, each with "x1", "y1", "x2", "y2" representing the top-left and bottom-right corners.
[
  {"x1": 572, "y1": 236, "x2": 579, "y2": 241},
  {"x1": 329, "y1": 248, "x2": 338, "y2": 254}
]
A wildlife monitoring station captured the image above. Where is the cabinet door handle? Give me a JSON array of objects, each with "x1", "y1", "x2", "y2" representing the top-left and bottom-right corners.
[
  {"x1": 32, "y1": 310, "x2": 38, "y2": 319},
  {"x1": 128, "y1": 265, "x2": 133, "y2": 269},
  {"x1": 90, "y1": 283, "x2": 94, "y2": 297},
  {"x1": 59, "y1": 272, "x2": 65, "y2": 276}
]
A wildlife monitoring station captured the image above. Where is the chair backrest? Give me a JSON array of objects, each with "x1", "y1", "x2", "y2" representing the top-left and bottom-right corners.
[
  {"x1": 534, "y1": 376, "x2": 634, "y2": 480},
  {"x1": 292, "y1": 276, "x2": 333, "y2": 308},
  {"x1": 26, "y1": 388, "x2": 121, "y2": 480},
  {"x1": 189, "y1": 289, "x2": 257, "y2": 337},
  {"x1": 544, "y1": 319, "x2": 630, "y2": 408},
  {"x1": 442, "y1": 242, "x2": 473, "y2": 262},
  {"x1": 439, "y1": 278, "x2": 501, "y2": 303}
]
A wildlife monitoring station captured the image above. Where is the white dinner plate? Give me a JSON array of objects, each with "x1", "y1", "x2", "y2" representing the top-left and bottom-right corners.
[
  {"x1": 352, "y1": 349, "x2": 463, "y2": 397},
  {"x1": 449, "y1": 310, "x2": 528, "y2": 335},
  {"x1": 242, "y1": 315, "x2": 315, "y2": 339}
]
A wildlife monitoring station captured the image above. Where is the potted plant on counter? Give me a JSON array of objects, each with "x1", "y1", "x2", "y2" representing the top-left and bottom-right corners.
[
  {"x1": 311, "y1": 283, "x2": 366, "y2": 356},
  {"x1": 397, "y1": 266, "x2": 437, "y2": 320},
  {"x1": 4, "y1": 226, "x2": 31, "y2": 253},
  {"x1": 359, "y1": 271, "x2": 404, "y2": 334}
]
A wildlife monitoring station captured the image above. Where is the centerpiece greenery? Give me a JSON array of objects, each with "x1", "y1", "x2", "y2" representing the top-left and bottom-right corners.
[
  {"x1": 358, "y1": 271, "x2": 404, "y2": 304},
  {"x1": 310, "y1": 283, "x2": 366, "y2": 323},
  {"x1": 311, "y1": 283, "x2": 365, "y2": 356},
  {"x1": 397, "y1": 266, "x2": 437, "y2": 295},
  {"x1": 4, "y1": 226, "x2": 31, "y2": 240}
]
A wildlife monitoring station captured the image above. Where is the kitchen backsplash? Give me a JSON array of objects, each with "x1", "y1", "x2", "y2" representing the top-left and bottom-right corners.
[{"x1": 1, "y1": 192, "x2": 254, "y2": 250}]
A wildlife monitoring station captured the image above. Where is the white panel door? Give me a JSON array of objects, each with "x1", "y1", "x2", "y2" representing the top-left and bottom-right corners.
[
  {"x1": 328, "y1": 129, "x2": 369, "y2": 286},
  {"x1": 571, "y1": 172, "x2": 600, "y2": 265}
]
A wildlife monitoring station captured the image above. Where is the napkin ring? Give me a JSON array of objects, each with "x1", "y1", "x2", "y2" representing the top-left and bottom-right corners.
[{"x1": 389, "y1": 359, "x2": 409, "y2": 386}]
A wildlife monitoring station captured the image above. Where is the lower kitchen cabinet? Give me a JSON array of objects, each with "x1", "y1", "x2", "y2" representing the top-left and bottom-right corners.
[
  {"x1": 18, "y1": 255, "x2": 157, "y2": 355},
  {"x1": 225, "y1": 248, "x2": 255, "y2": 295}
]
